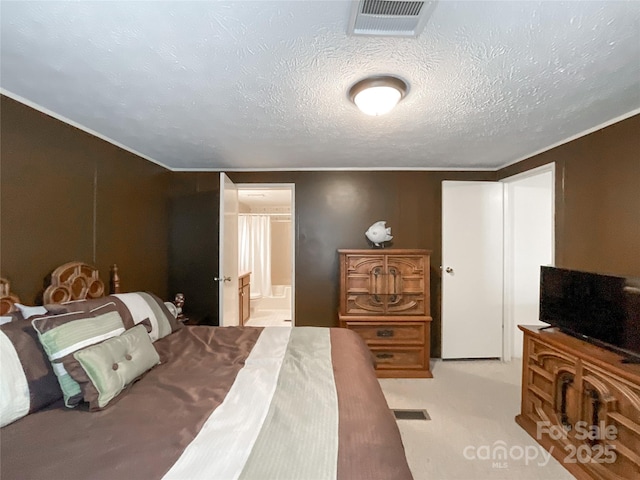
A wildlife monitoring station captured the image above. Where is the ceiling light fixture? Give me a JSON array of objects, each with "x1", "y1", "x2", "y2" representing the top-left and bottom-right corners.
[{"x1": 349, "y1": 75, "x2": 408, "y2": 116}]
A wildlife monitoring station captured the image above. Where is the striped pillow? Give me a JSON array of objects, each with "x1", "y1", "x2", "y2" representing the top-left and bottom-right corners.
[
  {"x1": 47, "y1": 297, "x2": 136, "y2": 330},
  {"x1": 0, "y1": 319, "x2": 62, "y2": 427},
  {"x1": 113, "y1": 292, "x2": 180, "y2": 342},
  {"x1": 32, "y1": 308, "x2": 126, "y2": 407}
]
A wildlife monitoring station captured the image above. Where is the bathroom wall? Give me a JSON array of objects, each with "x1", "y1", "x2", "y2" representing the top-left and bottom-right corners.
[{"x1": 271, "y1": 219, "x2": 292, "y2": 286}]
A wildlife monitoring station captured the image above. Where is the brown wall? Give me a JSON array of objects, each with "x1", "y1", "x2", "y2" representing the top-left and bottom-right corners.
[
  {"x1": 3, "y1": 93, "x2": 638, "y2": 356},
  {"x1": 0, "y1": 95, "x2": 171, "y2": 303},
  {"x1": 172, "y1": 171, "x2": 494, "y2": 355},
  {"x1": 497, "y1": 114, "x2": 640, "y2": 277}
]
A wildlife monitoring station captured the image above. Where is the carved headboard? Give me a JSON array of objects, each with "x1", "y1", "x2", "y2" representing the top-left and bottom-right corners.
[
  {"x1": 0, "y1": 278, "x2": 20, "y2": 315},
  {"x1": 43, "y1": 262, "x2": 120, "y2": 304}
]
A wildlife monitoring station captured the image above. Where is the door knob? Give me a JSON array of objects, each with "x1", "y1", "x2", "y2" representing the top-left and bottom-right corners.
[
  {"x1": 445, "y1": 267, "x2": 454, "y2": 274},
  {"x1": 214, "y1": 276, "x2": 232, "y2": 282}
]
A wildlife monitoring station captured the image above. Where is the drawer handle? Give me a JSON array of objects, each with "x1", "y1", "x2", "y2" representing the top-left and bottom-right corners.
[
  {"x1": 377, "y1": 329, "x2": 394, "y2": 338},
  {"x1": 376, "y1": 353, "x2": 394, "y2": 359}
]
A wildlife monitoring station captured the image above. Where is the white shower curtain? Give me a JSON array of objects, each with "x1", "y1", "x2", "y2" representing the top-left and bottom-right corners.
[{"x1": 238, "y1": 215, "x2": 272, "y2": 298}]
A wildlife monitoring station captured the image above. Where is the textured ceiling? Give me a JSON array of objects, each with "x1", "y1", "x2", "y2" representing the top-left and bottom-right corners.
[{"x1": 1, "y1": 1, "x2": 639, "y2": 171}]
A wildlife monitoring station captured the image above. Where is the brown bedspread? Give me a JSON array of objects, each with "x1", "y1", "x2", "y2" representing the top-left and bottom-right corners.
[{"x1": 0, "y1": 326, "x2": 412, "y2": 480}]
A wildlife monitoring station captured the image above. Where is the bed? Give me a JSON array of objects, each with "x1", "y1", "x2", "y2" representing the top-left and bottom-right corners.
[{"x1": 0, "y1": 262, "x2": 413, "y2": 480}]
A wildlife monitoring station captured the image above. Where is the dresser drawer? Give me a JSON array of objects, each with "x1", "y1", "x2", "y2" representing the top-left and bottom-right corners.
[
  {"x1": 370, "y1": 346, "x2": 426, "y2": 370},
  {"x1": 345, "y1": 322, "x2": 425, "y2": 345}
]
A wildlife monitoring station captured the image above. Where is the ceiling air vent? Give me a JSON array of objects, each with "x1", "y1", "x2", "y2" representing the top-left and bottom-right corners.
[{"x1": 348, "y1": 0, "x2": 436, "y2": 38}]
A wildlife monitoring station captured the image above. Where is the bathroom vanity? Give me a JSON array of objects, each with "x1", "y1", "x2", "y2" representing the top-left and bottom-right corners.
[{"x1": 239, "y1": 272, "x2": 251, "y2": 326}]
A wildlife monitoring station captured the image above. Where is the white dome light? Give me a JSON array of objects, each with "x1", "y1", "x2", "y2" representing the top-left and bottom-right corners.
[{"x1": 349, "y1": 76, "x2": 408, "y2": 116}]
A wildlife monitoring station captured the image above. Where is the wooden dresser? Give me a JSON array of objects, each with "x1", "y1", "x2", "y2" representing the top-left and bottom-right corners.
[
  {"x1": 517, "y1": 325, "x2": 640, "y2": 480},
  {"x1": 338, "y1": 249, "x2": 432, "y2": 378}
]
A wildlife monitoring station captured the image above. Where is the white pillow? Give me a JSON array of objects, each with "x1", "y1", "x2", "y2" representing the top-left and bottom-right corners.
[
  {"x1": 14, "y1": 303, "x2": 47, "y2": 319},
  {"x1": 0, "y1": 331, "x2": 30, "y2": 427},
  {"x1": 164, "y1": 301, "x2": 178, "y2": 318}
]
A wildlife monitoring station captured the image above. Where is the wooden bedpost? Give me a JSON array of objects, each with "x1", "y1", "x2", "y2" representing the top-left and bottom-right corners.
[
  {"x1": 0, "y1": 278, "x2": 20, "y2": 315},
  {"x1": 110, "y1": 264, "x2": 121, "y2": 294}
]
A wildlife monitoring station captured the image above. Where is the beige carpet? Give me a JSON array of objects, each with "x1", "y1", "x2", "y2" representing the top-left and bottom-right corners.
[{"x1": 379, "y1": 359, "x2": 576, "y2": 480}]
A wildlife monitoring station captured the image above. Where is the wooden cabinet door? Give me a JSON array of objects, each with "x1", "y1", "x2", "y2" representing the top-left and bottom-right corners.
[
  {"x1": 343, "y1": 254, "x2": 386, "y2": 315},
  {"x1": 238, "y1": 276, "x2": 250, "y2": 326},
  {"x1": 241, "y1": 284, "x2": 250, "y2": 324},
  {"x1": 342, "y1": 253, "x2": 428, "y2": 316},
  {"x1": 385, "y1": 255, "x2": 428, "y2": 315}
]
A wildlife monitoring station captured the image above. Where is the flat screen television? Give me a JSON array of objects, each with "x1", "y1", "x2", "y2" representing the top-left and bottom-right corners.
[{"x1": 539, "y1": 266, "x2": 640, "y2": 362}]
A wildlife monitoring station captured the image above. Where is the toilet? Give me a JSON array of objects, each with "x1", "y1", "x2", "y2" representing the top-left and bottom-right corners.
[{"x1": 249, "y1": 291, "x2": 262, "y2": 316}]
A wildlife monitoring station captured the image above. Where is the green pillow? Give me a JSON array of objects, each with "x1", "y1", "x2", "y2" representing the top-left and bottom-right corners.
[
  {"x1": 66, "y1": 324, "x2": 160, "y2": 410},
  {"x1": 32, "y1": 309, "x2": 126, "y2": 407}
]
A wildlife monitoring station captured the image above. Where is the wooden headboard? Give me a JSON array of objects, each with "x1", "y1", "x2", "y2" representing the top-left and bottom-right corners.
[
  {"x1": 43, "y1": 262, "x2": 121, "y2": 304},
  {"x1": 0, "y1": 278, "x2": 20, "y2": 315}
]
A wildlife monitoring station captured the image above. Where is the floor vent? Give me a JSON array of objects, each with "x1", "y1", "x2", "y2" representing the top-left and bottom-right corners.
[
  {"x1": 348, "y1": 0, "x2": 437, "y2": 37},
  {"x1": 392, "y1": 409, "x2": 431, "y2": 420}
]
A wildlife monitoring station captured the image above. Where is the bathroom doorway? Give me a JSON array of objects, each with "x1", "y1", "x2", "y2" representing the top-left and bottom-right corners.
[{"x1": 236, "y1": 184, "x2": 294, "y2": 327}]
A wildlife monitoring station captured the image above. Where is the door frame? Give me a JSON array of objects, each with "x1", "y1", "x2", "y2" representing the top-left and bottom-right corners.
[
  {"x1": 219, "y1": 173, "x2": 239, "y2": 326},
  {"x1": 501, "y1": 163, "x2": 555, "y2": 361},
  {"x1": 236, "y1": 182, "x2": 296, "y2": 325}
]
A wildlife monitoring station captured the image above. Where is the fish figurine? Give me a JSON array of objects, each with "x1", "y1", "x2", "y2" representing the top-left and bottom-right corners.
[{"x1": 365, "y1": 221, "x2": 393, "y2": 247}]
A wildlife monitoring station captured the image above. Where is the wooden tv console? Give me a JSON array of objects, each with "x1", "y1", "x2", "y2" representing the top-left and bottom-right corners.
[{"x1": 517, "y1": 325, "x2": 640, "y2": 480}]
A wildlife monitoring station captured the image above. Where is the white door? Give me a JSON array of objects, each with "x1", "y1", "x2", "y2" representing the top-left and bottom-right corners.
[
  {"x1": 441, "y1": 181, "x2": 504, "y2": 359},
  {"x1": 218, "y1": 173, "x2": 239, "y2": 326}
]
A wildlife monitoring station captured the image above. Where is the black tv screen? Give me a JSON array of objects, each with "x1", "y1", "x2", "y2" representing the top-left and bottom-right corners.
[{"x1": 539, "y1": 266, "x2": 640, "y2": 359}]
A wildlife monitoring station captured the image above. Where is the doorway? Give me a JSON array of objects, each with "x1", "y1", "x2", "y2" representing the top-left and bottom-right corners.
[
  {"x1": 236, "y1": 184, "x2": 294, "y2": 327},
  {"x1": 502, "y1": 164, "x2": 555, "y2": 360}
]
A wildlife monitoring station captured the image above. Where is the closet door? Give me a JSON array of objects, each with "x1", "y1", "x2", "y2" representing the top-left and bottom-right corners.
[{"x1": 441, "y1": 181, "x2": 504, "y2": 359}]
